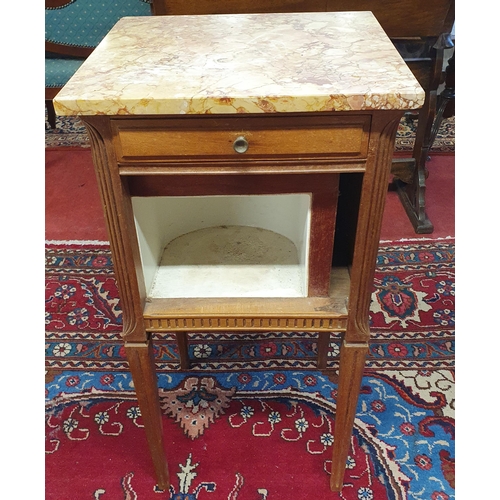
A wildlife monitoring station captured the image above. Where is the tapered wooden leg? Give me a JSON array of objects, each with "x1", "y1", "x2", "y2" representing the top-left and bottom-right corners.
[
  {"x1": 330, "y1": 340, "x2": 368, "y2": 492},
  {"x1": 317, "y1": 331, "x2": 331, "y2": 370},
  {"x1": 175, "y1": 332, "x2": 190, "y2": 369},
  {"x1": 125, "y1": 340, "x2": 170, "y2": 490}
]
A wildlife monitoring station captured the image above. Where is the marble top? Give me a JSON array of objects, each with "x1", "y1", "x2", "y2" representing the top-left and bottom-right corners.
[{"x1": 54, "y1": 12, "x2": 425, "y2": 116}]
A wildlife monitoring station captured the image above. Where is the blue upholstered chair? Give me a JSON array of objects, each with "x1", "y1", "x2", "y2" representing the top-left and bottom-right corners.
[{"x1": 45, "y1": 0, "x2": 155, "y2": 128}]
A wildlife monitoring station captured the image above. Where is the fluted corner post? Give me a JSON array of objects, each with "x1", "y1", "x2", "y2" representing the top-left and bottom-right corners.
[
  {"x1": 330, "y1": 112, "x2": 402, "y2": 491},
  {"x1": 82, "y1": 116, "x2": 169, "y2": 490},
  {"x1": 82, "y1": 116, "x2": 148, "y2": 342}
]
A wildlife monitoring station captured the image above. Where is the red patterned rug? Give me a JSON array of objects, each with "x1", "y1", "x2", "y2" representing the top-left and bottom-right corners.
[
  {"x1": 45, "y1": 240, "x2": 454, "y2": 499},
  {"x1": 45, "y1": 241, "x2": 454, "y2": 373}
]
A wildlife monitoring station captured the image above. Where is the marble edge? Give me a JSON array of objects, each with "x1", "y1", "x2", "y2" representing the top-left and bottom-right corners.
[{"x1": 54, "y1": 93, "x2": 425, "y2": 116}]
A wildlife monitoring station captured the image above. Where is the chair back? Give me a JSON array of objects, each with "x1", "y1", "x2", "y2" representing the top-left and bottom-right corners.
[{"x1": 46, "y1": 0, "x2": 153, "y2": 57}]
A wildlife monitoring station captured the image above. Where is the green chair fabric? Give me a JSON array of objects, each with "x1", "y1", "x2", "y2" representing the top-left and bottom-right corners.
[
  {"x1": 45, "y1": 0, "x2": 153, "y2": 127},
  {"x1": 45, "y1": 0, "x2": 153, "y2": 88},
  {"x1": 46, "y1": 0, "x2": 152, "y2": 49},
  {"x1": 46, "y1": 54, "x2": 85, "y2": 88}
]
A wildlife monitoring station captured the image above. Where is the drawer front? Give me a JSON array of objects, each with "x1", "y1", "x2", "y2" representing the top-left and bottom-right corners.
[{"x1": 112, "y1": 115, "x2": 371, "y2": 161}]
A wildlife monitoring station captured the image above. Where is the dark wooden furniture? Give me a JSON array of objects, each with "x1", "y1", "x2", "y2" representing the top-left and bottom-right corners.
[
  {"x1": 54, "y1": 12, "x2": 424, "y2": 492},
  {"x1": 151, "y1": 0, "x2": 455, "y2": 233}
]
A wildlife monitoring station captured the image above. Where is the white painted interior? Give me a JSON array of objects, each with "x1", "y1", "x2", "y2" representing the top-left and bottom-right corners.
[{"x1": 132, "y1": 194, "x2": 311, "y2": 298}]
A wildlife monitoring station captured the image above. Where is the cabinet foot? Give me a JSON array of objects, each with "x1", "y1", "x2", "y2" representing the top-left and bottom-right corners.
[
  {"x1": 330, "y1": 340, "x2": 368, "y2": 491},
  {"x1": 125, "y1": 340, "x2": 170, "y2": 490}
]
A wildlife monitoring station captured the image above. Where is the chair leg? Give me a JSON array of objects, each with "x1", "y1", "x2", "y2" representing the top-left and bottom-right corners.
[
  {"x1": 46, "y1": 100, "x2": 57, "y2": 129},
  {"x1": 393, "y1": 35, "x2": 452, "y2": 234},
  {"x1": 430, "y1": 49, "x2": 455, "y2": 143},
  {"x1": 395, "y1": 91, "x2": 435, "y2": 234}
]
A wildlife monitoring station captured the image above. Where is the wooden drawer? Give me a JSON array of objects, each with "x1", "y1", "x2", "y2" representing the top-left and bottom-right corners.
[{"x1": 112, "y1": 115, "x2": 371, "y2": 162}]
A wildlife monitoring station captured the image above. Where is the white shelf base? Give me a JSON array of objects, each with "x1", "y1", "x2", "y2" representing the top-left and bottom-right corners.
[{"x1": 148, "y1": 225, "x2": 305, "y2": 298}]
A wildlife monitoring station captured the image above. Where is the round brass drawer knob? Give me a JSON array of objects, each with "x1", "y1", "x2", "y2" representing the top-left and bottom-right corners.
[{"x1": 233, "y1": 136, "x2": 249, "y2": 154}]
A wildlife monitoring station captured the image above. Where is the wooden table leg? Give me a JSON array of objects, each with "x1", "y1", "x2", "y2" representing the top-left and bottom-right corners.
[
  {"x1": 317, "y1": 331, "x2": 331, "y2": 370},
  {"x1": 330, "y1": 340, "x2": 368, "y2": 492},
  {"x1": 176, "y1": 332, "x2": 190, "y2": 369},
  {"x1": 125, "y1": 339, "x2": 170, "y2": 490}
]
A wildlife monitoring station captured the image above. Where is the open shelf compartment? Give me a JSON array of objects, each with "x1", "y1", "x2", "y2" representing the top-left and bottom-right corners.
[{"x1": 132, "y1": 194, "x2": 312, "y2": 299}]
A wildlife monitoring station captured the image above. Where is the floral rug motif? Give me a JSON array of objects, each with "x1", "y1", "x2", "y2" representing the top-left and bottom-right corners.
[
  {"x1": 45, "y1": 240, "x2": 454, "y2": 499},
  {"x1": 46, "y1": 369, "x2": 454, "y2": 500},
  {"x1": 45, "y1": 241, "x2": 455, "y2": 373},
  {"x1": 45, "y1": 113, "x2": 455, "y2": 153},
  {"x1": 394, "y1": 115, "x2": 455, "y2": 153},
  {"x1": 160, "y1": 376, "x2": 236, "y2": 439}
]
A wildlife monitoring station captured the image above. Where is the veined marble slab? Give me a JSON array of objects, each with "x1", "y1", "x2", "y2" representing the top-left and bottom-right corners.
[{"x1": 54, "y1": 11, "x2": 425, "y2": 116}]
